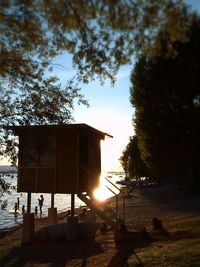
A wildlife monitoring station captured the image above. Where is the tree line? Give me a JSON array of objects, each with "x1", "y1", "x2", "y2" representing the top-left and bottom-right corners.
[{"x1": 120, "y1": 12, "x2": 200, "y2": 191}]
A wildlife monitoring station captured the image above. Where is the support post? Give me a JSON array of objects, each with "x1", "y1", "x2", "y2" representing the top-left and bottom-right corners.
[
  {"x1": 51, "y1": 193, "x2": 55, "y2": 208},
  {"x1": 123, "y1": 192, "x2": 125, "y2": 222},
  {"x1": 22, "y1": 213, "x2": 35, "y2": 244},
  {"x1": 22, "y1": 192, "x2": 35, "y2": 244},
  {"x1": 27, "y1": 192, "x2": 31, "y2": 213},
  {"x1": 116, "y1": 194, "x2": 119, "y2": 217},
  {"x1": 106, "y1": 185, "x2": 119, "y2": 217},
  {"x1": 88, "y1": 194, "x2": 96, "y2": 221},
  {"x1": 71, "y1": 193, "x2": 75, "y2": 217},
  {"x1": 105, "y1": 177, "x2": 126, "y2": 222},
  {"x1": 48, "y1": 207, "x2": 57, "y2": 224},
  {"x1": 48, "y1": 193, "x2": 57, "y2": 224}
]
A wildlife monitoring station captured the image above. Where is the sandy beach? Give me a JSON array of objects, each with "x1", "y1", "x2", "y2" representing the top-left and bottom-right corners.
[{"x1": 1, "y1": 186, "x2": 200, "y2": 267}]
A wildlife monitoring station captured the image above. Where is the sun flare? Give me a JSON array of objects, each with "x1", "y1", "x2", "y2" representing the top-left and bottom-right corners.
[
  {"x1": 93, "y1": 187, "x2": 110, "y2": 202},
  {"x1": 93, "y1": 173, "x2": 120, "y2": 202}
]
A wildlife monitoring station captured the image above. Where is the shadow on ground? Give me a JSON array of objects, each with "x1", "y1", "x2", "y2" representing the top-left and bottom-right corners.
[
  {"x1": 140, "y1": 186, "x2": 200, "y2": 213},
  {"x1": 107, "y1": 234, "x2": 152, "y2": 267},
  {"x1": 1, "y1": 239, "x2": 103, "y2": 267}
]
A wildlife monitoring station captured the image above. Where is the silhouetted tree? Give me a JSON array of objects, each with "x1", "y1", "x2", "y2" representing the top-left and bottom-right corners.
[{"x1": 130, "y1": 14, "x2": 200, "y2": 188}]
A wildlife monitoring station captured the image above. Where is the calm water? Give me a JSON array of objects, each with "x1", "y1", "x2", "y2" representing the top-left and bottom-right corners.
[{"x1": 0, "y1": 173, "x2": 123, "y2": 230}]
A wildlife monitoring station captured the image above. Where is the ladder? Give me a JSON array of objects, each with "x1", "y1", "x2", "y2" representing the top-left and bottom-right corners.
[{"x1": 77, "y1": 192, "x2": 118, "y2": 228}]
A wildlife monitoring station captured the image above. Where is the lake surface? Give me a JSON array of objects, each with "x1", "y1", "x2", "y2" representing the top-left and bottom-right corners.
[{"x1": 0, "y1": 173, "x2": 123, "y2": 230}]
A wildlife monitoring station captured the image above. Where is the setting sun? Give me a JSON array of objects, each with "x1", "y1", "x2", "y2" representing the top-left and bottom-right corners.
[
  {"x1": 93, "y1": 187, "x2": 111, "y2": 202},
  {"x1": 93, "y1": 173, "x2": 120, "y2": 202}
]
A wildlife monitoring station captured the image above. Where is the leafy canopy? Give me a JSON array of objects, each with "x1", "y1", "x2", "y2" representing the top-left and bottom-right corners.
[{"x1": 1, "y1": 0, "x2": 191, "y2": 89}]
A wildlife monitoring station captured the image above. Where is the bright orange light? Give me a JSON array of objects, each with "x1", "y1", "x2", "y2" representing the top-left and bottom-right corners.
[
  {"x1": 93, "y1": 187, "x2": 111, "y2": 202},
  {"x1": 93, "y1": 172, "x2": 119, "y2": 201}
]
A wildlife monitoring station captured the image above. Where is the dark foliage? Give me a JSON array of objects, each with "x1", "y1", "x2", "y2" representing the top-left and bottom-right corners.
[{"x1": 130, "y1": 14, "x2": 200, "y2": 188}]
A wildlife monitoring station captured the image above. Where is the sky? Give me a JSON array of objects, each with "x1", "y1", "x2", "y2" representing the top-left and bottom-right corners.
[
  {"x1": 1, "y1": 0, "x2": 199, "y2": 171},
  {"x1": 73, "y1": 67, "x2": 134, "y2": 171},
  {"x1": 186, "y1": 0, "x2": 200, "y2": 11}
]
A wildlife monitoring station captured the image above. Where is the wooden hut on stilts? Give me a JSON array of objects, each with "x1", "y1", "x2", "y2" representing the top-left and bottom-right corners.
[{"x1": 9, "y1": 124, "x2": 118, "y2": 243}]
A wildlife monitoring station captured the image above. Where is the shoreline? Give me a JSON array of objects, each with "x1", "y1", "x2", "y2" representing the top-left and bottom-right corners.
[
  {"x1": 0, "y1": 200, "x2": 89, "y2": 232},
  {"x1": 0, "y1": 173, "x2": 119, "y2": 233},
  {"x1": 0, "y1": 202, "x2": 100, "y2": 239},
  {"x1": 1, "y1": 186, "x2": 199, "y2": 236}
]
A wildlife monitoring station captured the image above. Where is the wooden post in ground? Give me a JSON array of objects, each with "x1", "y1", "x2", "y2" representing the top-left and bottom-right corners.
[
  {"x1": 27, "y1": 192, "x2": 31, "y2": 213},
  {"x1": 22, "y1": 192, "x2": 35, "y2": 244},
  {"x1": 71, "y1": 193, "x2": 75, "y2": 217},
  {"x1": 123, "y1": 192, "x2": 125, "y2": 222},
  {"x1": 51, "y1": 193, "x2": 55, "y2": 208},
  {"x1": 48, "y1": 193, "x2": 57, "y2": 224}
]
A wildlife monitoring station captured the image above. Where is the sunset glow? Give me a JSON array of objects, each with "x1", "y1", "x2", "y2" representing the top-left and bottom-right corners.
[
  {"x1": 75, "y1": 108, "x2": 134, "y2": 172},
  {"x1": 93, "y1": 173, "x2": 120, "y2": 201}
]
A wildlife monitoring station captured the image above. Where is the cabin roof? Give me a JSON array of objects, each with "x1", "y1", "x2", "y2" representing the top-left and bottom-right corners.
[{"x1": 6, "y1": 123, "x2": 113, "y2": 140}]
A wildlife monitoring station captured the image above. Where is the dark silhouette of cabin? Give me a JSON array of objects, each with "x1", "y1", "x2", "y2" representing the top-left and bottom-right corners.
[
  {"x1": 11, "y1": 124, "x2": 112, "y2": 195},
  {"x1": 8, "y1": 124, "x2": 124, "y2": 243},
  {"x1": 9, "y1": 124, "x2": 119, "y2": 241}
]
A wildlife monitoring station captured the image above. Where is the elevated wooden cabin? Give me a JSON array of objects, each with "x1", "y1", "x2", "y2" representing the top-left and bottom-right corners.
[{"x1": 10, "y1": 124, "x2": 112, "y2": 195}]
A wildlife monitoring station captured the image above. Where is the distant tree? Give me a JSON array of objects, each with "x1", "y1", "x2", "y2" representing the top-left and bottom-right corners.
[
  {"x1": 120, "y1": 135, "x2": 148, "y2": 179},
  {"x1": 130, "y1": 14, "x2": 200, "y2": 188}
]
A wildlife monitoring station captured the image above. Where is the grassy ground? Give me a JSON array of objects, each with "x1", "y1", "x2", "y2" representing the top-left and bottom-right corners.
[
  {"x1": 128, "y1": 214, "x2": 200, "y2": 267},
  {"x1": 0, "y1": 186, "x2": 200, "y2": 267}
]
